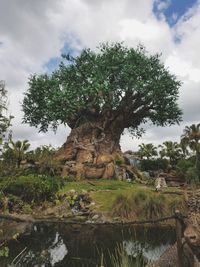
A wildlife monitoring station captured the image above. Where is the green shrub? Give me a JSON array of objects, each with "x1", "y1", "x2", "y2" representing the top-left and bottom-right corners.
[
  {"x1": 131, "y1": 191, "x2": 147, "y2": 206},
  {"x1": 112, "y1": 194, "x2": 134, "y2": 219},
  {"x1": 169, "y1": 197, "x2": 186, "y2": 214},
  {"x1": 0, "y1": 192, "x2": 6, "y2": 210},
  {"x1": 140, "y1": 159, "x2": 168, "y2": 171},
  {"x1": 7, "y1": 194, "x2": 24, "y2": 212},
  {"x1": 186, "y1": 167, "x2": 199, "y2": 185},
  {"x1": 176, "y1": 159, "x2": 194, "y2": 174},
  {"x1": 3, "y1": 175, "x2": 61, "y2": 203},
  {"x1": 22, "y1": 203, "x2": 32, "y2": 213},
  {"x1": 143, "y1": 195, "x2": 166, "y2": 220},
  {"x1": 112, "y1": 192, "x2": 167, "y2": 220}
]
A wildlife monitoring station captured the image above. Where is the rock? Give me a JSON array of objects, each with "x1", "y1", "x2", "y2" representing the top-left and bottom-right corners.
[
  {"x1": 65, "y1": 161, "x2": 76, "y2": 166},
  {"x1": 96, "y1": 154, "x2": 114, "y2": 164},
  {"x1": 115, "y1": 165, "x2": 126, "y2": 180},
  {"x1": 91, "y1": 214, "x2": 99, "y2": 220},
  {"x1": 123, "y1": 153, "x2": 140, "y2": 167},
  {"x1": 74, "y1": 163, "x2": 84, "y2": 178},
  {"x1": 142, "y1": 171, "x2": 150, "y2": 179},
  {"x1": 155, "y1": 177, "x2": 167, "y2": 190},
  {"x1": 69, "y1": 189, "x2": 76, "y2": 194},
  {"x1": 77, "y1": 150, "x2": 94, "y2": 163},
  {"x1": 85, "y1": 165, "x2": 105, "y2": 179},
  {"x1": 61, "y1": 165, "x2": 70, "y2": 177},
  {"x1": 103, "y1": 162, "x2": 115, "y2": 178}
]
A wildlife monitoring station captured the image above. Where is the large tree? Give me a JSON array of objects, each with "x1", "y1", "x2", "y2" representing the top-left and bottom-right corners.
[{"x1": 22, "y1": 43, "x2": 182, "y2": 179}]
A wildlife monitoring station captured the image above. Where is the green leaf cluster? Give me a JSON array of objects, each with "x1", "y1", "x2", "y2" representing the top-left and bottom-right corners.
[{"x1": 23, "y1": 43, "x2": 182, "y2": 134}]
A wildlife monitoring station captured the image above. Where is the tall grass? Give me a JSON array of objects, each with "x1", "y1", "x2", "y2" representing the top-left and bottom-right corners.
[
  {"x1": 100, "y1": 243, "x2": 148, "y2": 267},
  {"x1": 112, "y1": 191, "x2": 167, "y2": 220}
]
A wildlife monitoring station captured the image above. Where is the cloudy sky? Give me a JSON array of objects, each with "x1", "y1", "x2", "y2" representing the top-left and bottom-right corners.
[{"x1": 0, "y1": 0, "x2": 200, "y2": 152}]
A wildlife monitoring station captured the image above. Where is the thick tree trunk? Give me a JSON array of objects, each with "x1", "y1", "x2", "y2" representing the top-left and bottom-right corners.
[{"x1": 56, "y1": 117, "x2": 125, "y2": 179}]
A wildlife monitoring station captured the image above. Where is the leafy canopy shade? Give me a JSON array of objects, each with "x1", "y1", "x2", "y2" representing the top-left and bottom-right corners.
[{"x1": 22, "y1": 43, "x2": 182, "y2": 134}]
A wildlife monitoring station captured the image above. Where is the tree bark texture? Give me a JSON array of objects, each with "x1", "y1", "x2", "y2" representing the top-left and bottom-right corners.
[{"x1": 56, "y1": 116, "x2": 126, "y2": 179}]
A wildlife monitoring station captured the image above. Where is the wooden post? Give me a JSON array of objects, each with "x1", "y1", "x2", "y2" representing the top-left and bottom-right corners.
[{"x1": 175, "y1": 210, "x2": 183, "y2": 267}]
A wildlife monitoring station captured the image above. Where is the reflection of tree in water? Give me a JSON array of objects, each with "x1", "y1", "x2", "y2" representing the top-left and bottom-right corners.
[
  {"x1": 11, "y1": 224, "x2": 64, "y2": 267},
  {"x1": 5, "y1": 223, "x2": 176, "y2": 267},
  {"x1": 123, "y1": 225, "x2": 176, "y2": 261}
]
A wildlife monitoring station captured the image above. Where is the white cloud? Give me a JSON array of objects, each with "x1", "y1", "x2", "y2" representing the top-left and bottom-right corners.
[
  {"x1": 154, "y1": 0, "x2": 171, "y2": 12},
  {"x1": 0, "y1": 0, "x2": 200, "y2": 152}
]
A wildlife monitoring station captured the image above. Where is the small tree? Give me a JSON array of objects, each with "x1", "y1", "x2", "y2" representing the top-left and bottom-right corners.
[
  {"x1": 159, "y1": 141, "x2": 182, "y2": 166},
  {"x1": 27, "y1": 145, "x2": 57, "y2": 175},
  {"x1": 181, "y1": 124, "x2": 200, "y2": 179},
  {"x1": 22, "y1": 43, "x2": 182, "y2": 179},
  {"x1": 3, "y1": 140, "x2": 30, "y2": 167},
  {"x1": 0, "y1": 81, "x2": 12, "y2": 147},
  {"x1": 138, "y1": 143, "x2": 157, "y2": 159}
]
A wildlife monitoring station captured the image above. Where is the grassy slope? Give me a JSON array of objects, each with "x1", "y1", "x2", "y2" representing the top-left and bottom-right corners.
[{"x1": 58, "y1": 180, "x2": 185, "y2": 216}]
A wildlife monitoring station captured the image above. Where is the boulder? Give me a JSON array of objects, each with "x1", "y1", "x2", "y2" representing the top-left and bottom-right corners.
[
  {"x1": 96, "y1": 154, "x2": 114, "y2": 164},
  {"x1": 76, "y1": 150, "x2": 94, "y2": 163},
  {"x1": 85, "y1": 164, "x2": 105, "y2": 179},
  {"x1": 103, "y1": 162, "x2": 115, "y2": 178},
  {"x1": 155, "y1": 177, "x2": 167, "y2": 190},
  {"x1": 115, "y1": 165, "x2": 127, "y2": 180},
  {"x1": 61, "y1": 165, "x2": 70, "y2": 177}
]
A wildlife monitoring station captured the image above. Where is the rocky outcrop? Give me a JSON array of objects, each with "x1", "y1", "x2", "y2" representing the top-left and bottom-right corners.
[
  {"x1": 148, "y1": 242, "x2": 200, "y2": 267},
  {"x1": 58, "y1": 152, "x2": 144, "y2": 181},
  {"x1": 148, "y1": 190, "x2": 200, "y2": 267}
]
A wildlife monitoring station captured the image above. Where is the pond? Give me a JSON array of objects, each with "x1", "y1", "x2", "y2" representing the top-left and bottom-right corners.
[{"x1": 1, "y1": 222, "x2": 176, "y2": 267}]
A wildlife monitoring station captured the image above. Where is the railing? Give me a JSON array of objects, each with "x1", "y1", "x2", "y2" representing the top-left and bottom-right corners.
[{"x1": 0, "y1": 211, "x2": 195, "y2": 267}]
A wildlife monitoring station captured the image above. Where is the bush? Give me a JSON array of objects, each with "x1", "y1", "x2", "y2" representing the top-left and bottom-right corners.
[
  {"x1": 2, "y1": 175, "x2": 61, "y2": 203},
  {"x1": 7, "y1": 194, "x2": 24, "y2": 212},
  {"x1": 112, "y1": 194, "x2": 135, "y2": 219},
  {"x1": 186, "y1": 167, "x2": 199, "y2": 185},
  {"x1": 169, "y1": 197, "x2": 186, "y2": 214},
  {"x1": 112, "y1": 192, "x2": 167, "y2": 220},
  {"x1": 143, "y1": 195, "x2": 166, "y2": 220},
  {"x1": 176, "y1": 159, "x2": 194, "y2": 174},
  {"x1": 140, "y1": 159, "x2": 168, "y2": 171}
]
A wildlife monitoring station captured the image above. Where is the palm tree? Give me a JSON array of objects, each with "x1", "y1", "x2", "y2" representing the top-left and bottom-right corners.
[
  {"x1": 181, "y1": 123, "x2": 200, "y2": 177},
  {"x1": 138, "y1": 143, "x2": 157, "y2": 160},
  {"x1": 4, "y1": 139, "x2": 30, "y2": 167},
  {"x1": 159, "y1": 141, "x2": 181, "y2": 166},
  {"x1": 180, "y1": 137, "x2": 190, "y2": 158}
]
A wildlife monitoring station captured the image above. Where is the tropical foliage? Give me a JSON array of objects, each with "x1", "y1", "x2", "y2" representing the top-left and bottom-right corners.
[
  {"x1": 159, "y1": 141, "x2": 182, "y2": 166},
  {"x1": 138, "y1": 143, "x2": 157, "y2": 159},
  {"x1": 181, "y1": 123, "x2": 200, "y2": 179},
  {"x1": 3, "y1": 140, "x2": 30, "y2": 167}
]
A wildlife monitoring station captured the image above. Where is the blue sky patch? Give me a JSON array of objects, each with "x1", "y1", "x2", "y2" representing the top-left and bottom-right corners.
[
  {"x1": 44, "y1": 41, "x2": 80, "y2": 73},
  {"x1": 153, "y1": 0, "x2": 197, "y2": 26}
]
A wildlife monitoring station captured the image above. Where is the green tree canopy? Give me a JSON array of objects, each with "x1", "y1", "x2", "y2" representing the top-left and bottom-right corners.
[
  {"x1": 3, "y1": 140, "x2": 30, "y2": 167},
  {"x1": 138, "y1": 143, "x2": 157, "y2": 159},
  {"x1": 22, "y1": 43, "x2": 182, "y2": 135},
  {"x1": 159, "y1": 141, "x2": 182, "y2": 166},
  {"x1": 181, "y1": 123, "x2": 200, "y2": 177}
]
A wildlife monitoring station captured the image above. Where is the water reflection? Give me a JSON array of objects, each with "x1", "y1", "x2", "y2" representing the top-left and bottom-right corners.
[{"x1": 1, "y1": 223, "x2": 176, "y2": 267}]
